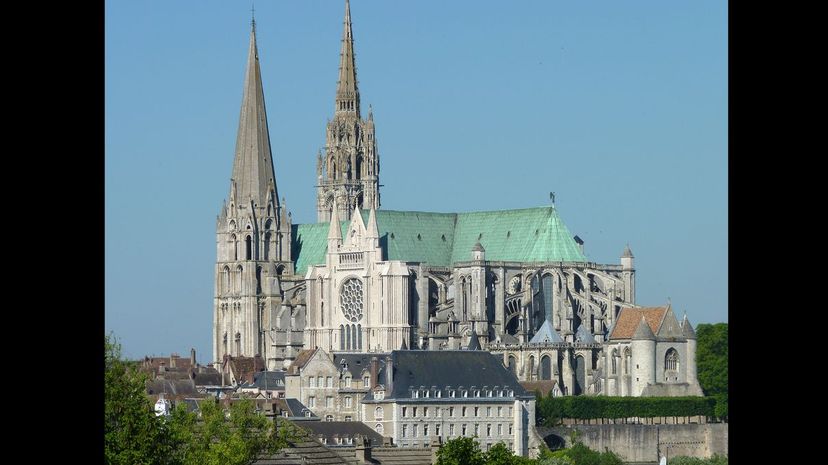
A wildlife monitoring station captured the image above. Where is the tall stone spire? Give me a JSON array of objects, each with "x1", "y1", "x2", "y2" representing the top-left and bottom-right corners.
[
  {"x1": 335, "y1": 0, "x2": 360, "y2": 116},
  {"x1": 214, "y1": 20, "x2": 294, "y2": 366},
  {"x1": 230, "y1": 21, "x2": 278, "y2": 208}
]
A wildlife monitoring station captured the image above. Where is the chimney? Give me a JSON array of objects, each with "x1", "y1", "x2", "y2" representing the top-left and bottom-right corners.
[
  {"x1": 384, "y1": 355, "x2": 394, "y2": 393},
  {"x1": 190, "y1": 348, "x2": 196, "y2": 366},
  {"x1": 355, "y1": 435, "x2": 372, "y2": 464},
  {"x1": 370, "y1": 357, "x2": 379, "y2": 389}
]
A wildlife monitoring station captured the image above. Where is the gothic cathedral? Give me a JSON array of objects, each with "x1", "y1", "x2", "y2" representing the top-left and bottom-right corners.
[{"x1": 213, "y1": 0, "x2": 703, "y2": 398}]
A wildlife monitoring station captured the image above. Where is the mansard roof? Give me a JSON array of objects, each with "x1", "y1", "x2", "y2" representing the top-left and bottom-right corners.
[
  {"x1": 292, "y1": 206, "x2": 587, "y2": 274},
  {"x1": 376, "y1": 350, "x2": 531, "y2": 400},
  {"x1": 529, "y1": 319, "x2": 564, "y2": 344}
]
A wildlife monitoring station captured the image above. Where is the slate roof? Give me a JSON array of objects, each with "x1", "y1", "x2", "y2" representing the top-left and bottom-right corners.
[
  {"x1": 253, "y1": 419, "x2": 354, "y2": 465},
  {"x1": 608, "y1": 306, "x2": 668, "y2": 340},
  {"x1": 529, "y1": 320, "x2": 564, "y2": 344},
  {"x1": 299, "y1": 421, "x2": 384, "y2": 447},
  {"x1": 632, "y1": 317, "x2": 656, "y2": 340},
  {"x1": 293, "y1": 206, "x2": 587, "y2": 274},
  {"x1": 254, "y1": 371, "x2": 287, "y2": 390},
  {"x1": 336, "y1": 447, "x2": 433, "y2": 465},
  {"x1": 194, "y1": 371, "x2": 223, "y2": 386},
  {"x1": 574, "y1": 324, "x2": 597, "y2": 344},
  {"x1": 332, "y1": 353, "x2": 388, "y2": 380},
  {"x1": 369, "y1": 350, "x2": 531, "y2": 400},
  {"x1": 681, "y1": 315, "x2": 697, "y2": 339},
  {"x1": 466, "y1": 330, "x2": 481, "y2": 350}
]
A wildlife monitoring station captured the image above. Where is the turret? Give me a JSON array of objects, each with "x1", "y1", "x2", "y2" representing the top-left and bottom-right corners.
[
  {"x1": 621, "y1": 244, "x2": 635, "y2": 304},
  {"x1": 681, "y1": 312, "x2": 699, "y2": 388},
  {"x1": 630, "y1": 316, "x2": 656, "y2": 396}
]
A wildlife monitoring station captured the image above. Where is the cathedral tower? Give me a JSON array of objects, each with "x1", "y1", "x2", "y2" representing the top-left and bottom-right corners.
[
  {"x1": 214, "y1": 19, "x2": 293, "y2": 363},
  {"x1": 317, "y1": 0, "x2": 380, "y2": 222}
]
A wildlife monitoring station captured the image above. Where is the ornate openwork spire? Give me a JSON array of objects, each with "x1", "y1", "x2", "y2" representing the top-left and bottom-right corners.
[{"x1": 335, "y1": 0, "x2": 360, "y2": 116}]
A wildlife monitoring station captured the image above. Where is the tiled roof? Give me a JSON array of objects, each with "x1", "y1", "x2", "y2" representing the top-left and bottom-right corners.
[
  {"x1": 289, "y1": 349, "x2": 318, "y2": 374},
  {"x1": 292, "y1": 206, "x2": 587, "y2": 275},
  {"x1": 520, "y1": 380, "x2": 559, "y2": 398},
  {"x1": 608, "y1": 306, "x2": 668, "y2": 340}
]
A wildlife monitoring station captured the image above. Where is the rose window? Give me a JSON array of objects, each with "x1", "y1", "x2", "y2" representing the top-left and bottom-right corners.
[{"x1": 340, "y1": 278, "x2": 364, "y2": 322}]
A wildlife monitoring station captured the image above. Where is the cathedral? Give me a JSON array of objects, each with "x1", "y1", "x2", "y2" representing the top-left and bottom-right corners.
[{"x1": 213, "y1": 0, "x2": 702, "y2": 398}]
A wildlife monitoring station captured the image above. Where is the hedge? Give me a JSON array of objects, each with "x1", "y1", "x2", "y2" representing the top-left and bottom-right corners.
[{"x1": 536, "y1": 396, "x2": 717, "y2": 426}]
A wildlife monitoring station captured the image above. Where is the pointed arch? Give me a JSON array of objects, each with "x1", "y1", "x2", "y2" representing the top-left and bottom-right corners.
[
  {"x1": 222, "y1": 266, "x2": 231, "y2": 293},
  {"x1": 245, "y1": 235, "x2": 252, "y2": 260},
  {"x1": 540, "y1": 355, "x2": 552, "y2": 380},
  {"x1": 264, "y1": 232, "x2": 271, "y2": 260},
  {"x1": 340, "y1": 324, "x2": 345, "y2": 350},
  {"x1": 346, "y1": 325, "x2": 351, "y2": 350}
]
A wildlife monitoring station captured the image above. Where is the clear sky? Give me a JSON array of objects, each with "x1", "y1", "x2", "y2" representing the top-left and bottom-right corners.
[{"x1": 105, "y1": 0, "x2": 727, "y2": 362}]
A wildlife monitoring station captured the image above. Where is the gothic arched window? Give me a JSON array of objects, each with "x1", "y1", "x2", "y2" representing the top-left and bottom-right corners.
[
  {"x1": 231, "y1": 234, "x2": 238, "y2": 260},
  {"x1": 264, "y1": 232, "x2": 271, "y2": 260},
  {"x1": 222, "y1": 266, "x2": 230, "y2": 293},
  {"x1": 245, "y1": 236, "x2": 252, "y2": 260},
  {"x1": 340, "y1": 325, "x2": 345, "y2": 351},
  {"x1": 235, "y1": 332, "x2": 241, "y2": 355},
  {"x1": 665, "y1": 348, "x2": 679, "y2": 372}
]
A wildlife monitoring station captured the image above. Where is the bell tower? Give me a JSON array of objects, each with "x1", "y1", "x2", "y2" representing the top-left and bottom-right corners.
[{"x1": 317, "y1": 0, "x2": 380, "y2": 222}]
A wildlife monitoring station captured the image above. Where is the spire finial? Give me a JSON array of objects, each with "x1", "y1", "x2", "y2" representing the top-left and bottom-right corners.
[
  {"x1": 251, "y1": 3, "x2": 256, "y2": 30},
  {"x1": 550, "y1": 191, "x2": 556, "y2": 205}
]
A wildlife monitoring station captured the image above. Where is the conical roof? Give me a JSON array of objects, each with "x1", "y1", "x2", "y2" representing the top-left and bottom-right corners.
[
  {"x1": 632, "y1": 316, "x2": 656, "y2": 340},
  {"x1": 575, "y1": 324, "x2": 596, "y2": 343},
  {"x1": 529, "y1": 320, "x2": 564, "y2": 344}
]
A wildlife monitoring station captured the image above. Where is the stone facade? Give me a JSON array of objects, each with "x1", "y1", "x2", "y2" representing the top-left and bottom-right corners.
[{"x1": 212, "y1": 0, "x2": 702, "y2": 401}]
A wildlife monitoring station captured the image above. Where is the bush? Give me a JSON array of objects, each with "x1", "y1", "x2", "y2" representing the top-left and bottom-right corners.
[
  {"x1": 536, "y1": 396, "x2": 716, "y2": 425},
  {"x1": 668, "y1": 455, "x2": 728, "y2": 465}
]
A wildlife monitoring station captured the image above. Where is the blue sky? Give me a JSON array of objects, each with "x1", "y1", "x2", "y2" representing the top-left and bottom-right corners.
[{"x1": 105, "y1": 0, "x2": 727, "y2": 362}]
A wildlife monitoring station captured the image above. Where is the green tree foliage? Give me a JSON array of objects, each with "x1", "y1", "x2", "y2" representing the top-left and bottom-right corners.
[
  {"x1": 105, "y1": 333, "x2": 291, "y2": 465},
  {"x1": 668, "y1": 455, "x2": 728, "y2": 465},
  {"x1": 167, "y1": 398, "x2": 288, "y2": 465},
  {"x1": 537, "y1": 441, "x2": 622, "y2": 465},
  {"x1": 436, "y1": 436, "x2": 485, "y2": 465},
  {"x1": 105, "y1": 334, "x2": 174, "y2": 465},
  {"x1": 695, "y1": 323, "x2": 728, "y2": 418},
  {"x1": 536, "y1": 396, "x2": 716, "y2": 425},
  {"x1": 485, "y1": 442, "x2": 516, "y2": 465}
]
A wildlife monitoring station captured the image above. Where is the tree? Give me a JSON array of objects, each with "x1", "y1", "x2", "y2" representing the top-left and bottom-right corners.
[
  {"x1": 105, "y1": 333, "x2": 291, "y2": 465},
  {"x1": 437, "y1": 436, "x2": 485, "y2": 465},
  {"x1": 167, "y1": 398, "x2": 288, "y2": 465},
  {"x1": 485, "y1": 442, "x2": 515, "y2": 465},
  {"x1": 695, "y1": 323, "x2": 728, "y2": 419},
  {"x1": 105, "y1": 334, "x2": 174, "y2": 465}
]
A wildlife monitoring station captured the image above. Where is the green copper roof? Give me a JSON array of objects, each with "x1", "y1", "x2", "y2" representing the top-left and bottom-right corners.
[{"x1": 292, "y1": 206, "x2": 586, "y2": 275}]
